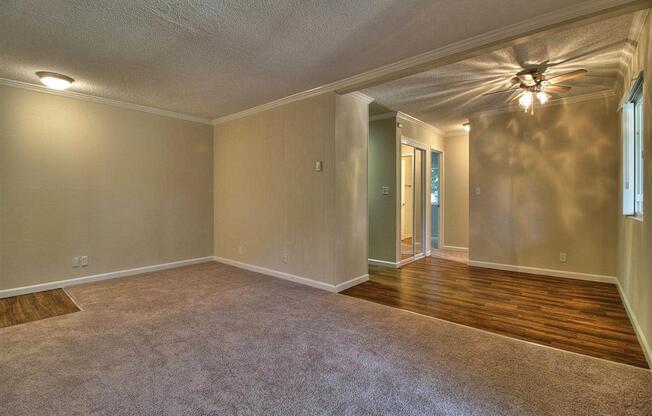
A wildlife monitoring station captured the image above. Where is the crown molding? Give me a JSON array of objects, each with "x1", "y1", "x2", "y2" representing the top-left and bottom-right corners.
[
  {"x1": 369, "y1": 111, "x2": 397, "y2": 122},
  {"x1": 0, "y1": 77, "x2": 212, "y2": 125},
  {"x1": 211, "y1": 0, "x2": 647, "y2": 126},
  {"x1": 397, "y1": 111, "x2": 446, "y2": 137},
  {"x1": 345, "y1": 91, "x2": 375, "y2": 104},
  {"x1": 466, "y1": 89, "x2": 617, "y2": 119}
]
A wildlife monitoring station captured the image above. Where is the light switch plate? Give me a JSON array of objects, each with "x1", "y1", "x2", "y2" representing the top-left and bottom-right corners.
[
  {"x1": 80, "y1": 256, "x2": 89, "y2": 267},
  {"x1": 382, "y1": 186, "x2": 390, "y2": 195},
  {"x1": 72, "y1": 257, "x2": 80, "y2": 268}
]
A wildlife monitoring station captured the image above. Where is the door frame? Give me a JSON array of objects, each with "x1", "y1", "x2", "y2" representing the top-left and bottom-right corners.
[
  {"x1": 397, "y1": 137, "x2": 428, "y2": 265},
  {"x1": 430, "y1": 148, "x2": 444, "y2": 252}
]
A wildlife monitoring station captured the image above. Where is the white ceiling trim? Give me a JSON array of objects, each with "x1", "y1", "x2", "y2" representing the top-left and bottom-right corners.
[
  {"x1": 397, "y1": 111, "x2": 446, "y2": 137},
  {"x1": 370, "y1": 112, "x2": 397, "y2": 122},
  {"x1": 212, "y1": 0, "x2": 643, "y2": 126},
  {"x1": 466, "y1": 89, "x2": 617, "y2": 119},
  {"x1": 0, "y1": 78, "x2": 212, "y2": 125},
  {"x1": 345, "y1": 91, "x2": 375, "y2": 104}
]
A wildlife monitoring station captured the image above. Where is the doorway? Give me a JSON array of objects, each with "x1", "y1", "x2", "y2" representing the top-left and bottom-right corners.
[
  {"x1": 400, "y1": 140, "x2": 426, "y2": 262},
  {"x1": 431, "y1": 150, "x2": 441, "y2": 249}
]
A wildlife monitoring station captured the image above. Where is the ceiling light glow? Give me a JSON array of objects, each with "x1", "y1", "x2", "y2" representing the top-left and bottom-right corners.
[
  {"x1": 518, "y1": 92, "x2": 533, "y2": 109},
  {"x1": 462, "y1": 123, "x2": 470, "y2": 132},
  {"x1": 536, "y1": 91, "x2": 550, "y2": 105},
  {"x1": 36, "y1": 72, "x2": 74, "y2": 90}
]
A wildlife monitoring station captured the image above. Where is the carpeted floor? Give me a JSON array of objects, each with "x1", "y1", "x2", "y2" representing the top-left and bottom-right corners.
[{"x1": 1, "y1": 261, "x2": 650, "y2": 416}]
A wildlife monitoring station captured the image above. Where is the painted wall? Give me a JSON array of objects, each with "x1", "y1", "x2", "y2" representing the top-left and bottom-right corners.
[
  {"x1": 443, "y1": 133, "x2": 469, "y2": 248},
  {"x1": 368, "y1": 118, "x2": 397, "y2": 262},
  {"x1": 469, "y1": 97, "x2": 619, "y2": 277},
  {"x1": 616, "y1": 11, "x2": 651, "y2": 361},
  {"x1": 213, "y1": 92, "x2": 368, "y2": 287},
  {"x1": 334, "y1": 94, "x2": 369, "y2": 285},
  {"x1": 0, "y1": 85, "x2": 213, "y2": 291}
]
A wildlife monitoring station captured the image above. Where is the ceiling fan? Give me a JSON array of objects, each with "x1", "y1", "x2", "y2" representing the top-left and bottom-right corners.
[{"x1": 483, "y1": 68, "x2": 588, "y2": 114}]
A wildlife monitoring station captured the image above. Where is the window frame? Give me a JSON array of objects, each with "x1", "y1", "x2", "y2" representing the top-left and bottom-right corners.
[{"x1": 623, "y1": 74, "x2": 645, "y2": 219}]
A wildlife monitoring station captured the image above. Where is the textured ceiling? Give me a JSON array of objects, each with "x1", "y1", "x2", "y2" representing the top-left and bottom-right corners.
[
  {"x1": 363, "y1": 12, "x2": 638, "y2": 133},
  {"x1": 0, "y1": 0, "x2": 589, "y2": 119}
]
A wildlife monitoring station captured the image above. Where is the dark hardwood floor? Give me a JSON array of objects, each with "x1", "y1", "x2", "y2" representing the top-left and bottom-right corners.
[
  {"x1": 0, "y1": 289, "x2": 80, "y2": 329},
  {"x1": 342, "y1": 257, "x2": 649, "y2": 368}
]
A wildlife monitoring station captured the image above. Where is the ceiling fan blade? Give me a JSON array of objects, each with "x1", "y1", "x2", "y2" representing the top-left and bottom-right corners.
[
  {"x1": 545, "y1": 85, "x2": 572, "y2": 94},
  {"x1": 547, "y1": 69, "x2": 587, "y2": 84},
  {"x1": 482, "y1": 88, "x2": 521, "y2": 96}
]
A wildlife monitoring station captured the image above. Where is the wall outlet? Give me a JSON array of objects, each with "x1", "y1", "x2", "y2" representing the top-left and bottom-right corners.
[
  {"x1": 72, "y1": 257, "x2": 80, "y2": 268},
  {"x1": 559, "y1": 252, "x2": 567, "y2": 263},
  {"x1": 475, "y1": 186, "x2": 481, "y2": 196},
  {"x1": 282, "y1": 253, "x2": 289, "y2": 264},
  {"x1": 238, "y1": 245, "x2": 243, "y2": 255},
  {"x1": 80, "y1": 256, "x2": 89, "y2": 267}
]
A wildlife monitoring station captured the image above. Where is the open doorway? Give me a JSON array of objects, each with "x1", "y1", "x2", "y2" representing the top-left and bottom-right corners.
[
  {"x1": 400, "y1": 139, "x2": 426, "y2": 262},
  {"x1": 430, "y1": 150, "x2": 441, "y2": 249}
]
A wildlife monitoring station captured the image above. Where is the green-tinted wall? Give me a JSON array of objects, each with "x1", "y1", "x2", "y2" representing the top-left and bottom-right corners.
[{"x1": 368, "y1": 118, "x2": 397, "y2": 262}]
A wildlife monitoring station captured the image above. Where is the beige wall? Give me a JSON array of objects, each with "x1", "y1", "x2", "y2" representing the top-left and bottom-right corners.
[
  {"x1": 443, "y1": 133, "x2": 469, "y2": 248},
  {"x1": 334, "y1": 94, "x2": 369, "y2": 284},
  {"x1": 616, "y1": 11, "x2": 651, "y2": 360},
  {"x1": 0, "y1": 85, "x2": 213, "y2": 291},
  {"x1": 368, "y1": 118, "x2": 397, "y2": 262},
  {"x1": 213, "y1": 92, "x2": 368, "y2": 287},
  {"x1": 469, "y1": 97, "x2": 619, "y2": 277}
]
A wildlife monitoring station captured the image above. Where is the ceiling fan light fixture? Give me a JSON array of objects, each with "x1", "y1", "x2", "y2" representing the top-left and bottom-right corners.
[
  {"x1": 518, "y1": 92, "x2": 533, "y2": 109},
  {"x1": 36, "y1": 71, "x2": 74, "y2": 90},
  {"x1": 536, "y1": 91, "x2": 550, "y2": 105}
]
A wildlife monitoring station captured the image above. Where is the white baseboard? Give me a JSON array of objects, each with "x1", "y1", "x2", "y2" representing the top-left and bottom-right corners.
[
  {"x1": 441, "y1": 245, "x2": 469, "y2": 252},
  {"x1": 335, "y1": 274, "x2": 369, "y2": 292},
  {"x1": 467, "y1": 260, "x2": 617, "y2": 284},
  {"x1": 616, "y1": 280, "x2": 652, "y2": 368},
  {"x1": 368, "y1": 258, "x2": 399, "y2": 268},
  {"x1": 213, "y1": 256, "x2": 367, "y2": 293},
  {"x1": 0, "y1": 256, "x2": 215, "y2": 299}
]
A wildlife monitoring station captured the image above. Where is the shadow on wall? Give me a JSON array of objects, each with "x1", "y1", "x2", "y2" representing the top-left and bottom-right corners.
[{"x1": 470, "y1": 97, "x2": 619, "y2": 274}]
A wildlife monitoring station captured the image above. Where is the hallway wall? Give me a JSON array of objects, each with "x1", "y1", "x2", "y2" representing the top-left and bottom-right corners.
[{"x1": 469, "y1": 97, "x2": 619, "y2": 278}]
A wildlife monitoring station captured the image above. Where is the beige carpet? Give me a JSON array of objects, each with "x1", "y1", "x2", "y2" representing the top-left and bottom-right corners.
[{"x1": 1, "y1": 261, "x2": 650, "y2": 415}]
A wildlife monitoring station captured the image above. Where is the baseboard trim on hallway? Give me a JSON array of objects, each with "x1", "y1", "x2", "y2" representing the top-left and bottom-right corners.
[
  {"x1": 441, "y1": 245, "x2": 468, "y2": 252},
  {"x1": 0, "y1": 256, "x2": 215, "y2": 299},
  {"x1": 368, "y1": 258, "x2": 399, "y2": 268},
  {"x1": 616, "y1": 281, "x2": 652, "y2": 368},
  {"x1": 334, "y1": 274, "x2": 370, "y2": 292},
  {"x1": 213, "y1": 256, "x2": 367, "y2": 293},
  {"x1": 467, "y1": 260, "x2": 618, "y2": 284}
]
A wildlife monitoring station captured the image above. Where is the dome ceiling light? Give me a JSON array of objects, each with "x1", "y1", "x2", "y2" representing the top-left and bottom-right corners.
[{"x1": 36, "y1": 71, "x2": 74, "y2": 90}]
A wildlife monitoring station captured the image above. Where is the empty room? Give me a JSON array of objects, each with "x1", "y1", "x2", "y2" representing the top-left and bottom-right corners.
[{"x1": 1, "y1": 1, "x2": 651, "y2": 415}]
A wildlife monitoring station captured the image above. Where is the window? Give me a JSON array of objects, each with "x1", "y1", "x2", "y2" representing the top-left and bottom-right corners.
[{"x1": 623, "y1": 75, "x2": 644, "y2": 218}]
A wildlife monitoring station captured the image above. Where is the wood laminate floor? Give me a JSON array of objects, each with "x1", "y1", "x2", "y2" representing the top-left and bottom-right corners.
[
  {"x1": 342, "y1": 257, "x2": 649, "y2": 368},
  {"x1": 0, "y1": 289, "x2": 80, "y2": 328}
]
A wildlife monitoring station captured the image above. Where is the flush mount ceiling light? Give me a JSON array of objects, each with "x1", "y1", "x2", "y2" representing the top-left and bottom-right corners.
[
  {"x1": 462, "y1": 122, "x2": 470, "y2": 132},
  {"x1": 36, "y1": 71, "x2": 74, "y2": 90}
]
